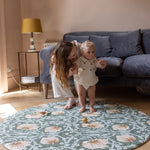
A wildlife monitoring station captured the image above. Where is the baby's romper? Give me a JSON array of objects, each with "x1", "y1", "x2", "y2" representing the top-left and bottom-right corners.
[{"x1": 74, "y1": 56, "x2": 99, "y2": 90}]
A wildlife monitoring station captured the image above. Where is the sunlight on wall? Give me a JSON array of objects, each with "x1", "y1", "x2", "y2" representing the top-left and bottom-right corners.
[{"x1": 0, "y1": 104, "x2": 17, "y2": 118}]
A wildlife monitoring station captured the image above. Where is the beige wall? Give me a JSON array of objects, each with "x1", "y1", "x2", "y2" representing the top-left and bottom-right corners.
[
  {"x1": 21, "y1": 0, "x2": 150, "y2": 50},
  {"x1": 71, "y1": 0, "x2": 150, "y2": 31},
  {"x1": 19, "y1": 0, "x2": 150, "y2": 86},
  {"x1": 2, "y1": 0, "x2": 150, "y2": 91}
]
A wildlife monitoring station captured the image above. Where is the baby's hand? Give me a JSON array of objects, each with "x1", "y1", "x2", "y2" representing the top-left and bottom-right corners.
[{"x1": 98, "y1": 60, "x2": 107, "y2": 69}]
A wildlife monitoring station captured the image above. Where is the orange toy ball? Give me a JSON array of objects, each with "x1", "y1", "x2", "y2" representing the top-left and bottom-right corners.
[{"x1": 82, "y1": 117, "x2": 88, "y2": 123}]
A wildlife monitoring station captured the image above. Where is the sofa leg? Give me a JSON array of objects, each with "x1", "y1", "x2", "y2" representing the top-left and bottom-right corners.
[{"x1": 42, "y1": 84, "x2": 49, "y2": 99}]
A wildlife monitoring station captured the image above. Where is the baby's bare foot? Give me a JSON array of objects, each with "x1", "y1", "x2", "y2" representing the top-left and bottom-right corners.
[
  {"x1": 76, "y1": 99, "x2": 86, "y2": 107},
  {"x1": 90, "y1": 107, "x2": 96, "y2": 113},
  {"x1": 79, "y1": 107, "x2": 85, "y2": 113}
]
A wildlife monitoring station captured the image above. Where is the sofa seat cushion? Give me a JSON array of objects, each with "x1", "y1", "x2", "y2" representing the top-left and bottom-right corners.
[
  {"x1": 122, "y1": 54, "x2": 150, "y2": 77},
  {"x1": 96, "y1": 57, "x2": 123, "y2": 77}
]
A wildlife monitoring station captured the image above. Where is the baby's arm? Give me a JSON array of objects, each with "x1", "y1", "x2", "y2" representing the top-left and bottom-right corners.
[{"x1": 97, "y1": 59, "x2": 107, "y2": 69}]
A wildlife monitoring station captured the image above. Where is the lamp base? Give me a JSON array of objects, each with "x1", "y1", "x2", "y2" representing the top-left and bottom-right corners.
[{"x1": 29, "y1": 35, "x2": 36, "y2": 52}]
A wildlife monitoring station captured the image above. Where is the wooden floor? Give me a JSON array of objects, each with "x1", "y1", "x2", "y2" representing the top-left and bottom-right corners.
[{"x1": 0, "y1": 86, "x2": 150, "y2": 150}]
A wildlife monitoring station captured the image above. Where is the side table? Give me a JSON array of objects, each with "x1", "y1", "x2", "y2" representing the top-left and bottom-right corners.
[{"x1": 17, "y1": 51, "x2": 41, "y2": 91}]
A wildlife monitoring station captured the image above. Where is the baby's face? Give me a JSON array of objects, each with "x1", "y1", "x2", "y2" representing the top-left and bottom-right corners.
[{"x1": 82, "y1": 48, "x2": 95, "y2": 60}]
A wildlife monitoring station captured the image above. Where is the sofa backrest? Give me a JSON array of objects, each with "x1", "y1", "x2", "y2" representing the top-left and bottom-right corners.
[
  {"x1": 141, "y1": 29, "x2": 150, "y2": 54},
  {"x1": 63, "y1": 29, "x2": 150, "y2": 58}
]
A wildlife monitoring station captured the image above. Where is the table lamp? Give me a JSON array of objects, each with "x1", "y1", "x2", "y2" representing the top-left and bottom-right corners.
[{"x1": 21, "y1": 18, "x2": 42, "y2": 52}]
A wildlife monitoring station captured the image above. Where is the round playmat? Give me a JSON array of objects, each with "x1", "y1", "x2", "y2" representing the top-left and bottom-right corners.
[{"x1": 0, "y1": 101, "x2": 150, "y2": 150}]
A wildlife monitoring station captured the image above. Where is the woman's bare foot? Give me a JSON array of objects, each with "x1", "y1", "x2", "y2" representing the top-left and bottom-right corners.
[
  {"x1": 64, "y1": 98, "x2": 76, "y2": 110},
  {"x1": 79, "y1": 106, "x2": 85, "y2": 113},
  {"x1": 90, "y1": 107, "x2": 96, "y2": 113}
]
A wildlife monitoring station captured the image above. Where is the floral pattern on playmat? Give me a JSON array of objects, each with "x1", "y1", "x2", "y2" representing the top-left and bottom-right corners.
[{"x1": 0, "y1": 101, "x2": 150, "y2": 150}]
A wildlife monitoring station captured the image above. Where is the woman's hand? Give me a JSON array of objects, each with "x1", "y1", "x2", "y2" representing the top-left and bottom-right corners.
[{"x1": 98, "y1": 60, "x2": 107, "y2": 69}]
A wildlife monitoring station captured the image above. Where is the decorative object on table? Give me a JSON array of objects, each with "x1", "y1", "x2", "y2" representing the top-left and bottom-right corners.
[
  {"x1": 21, "y1": 18, "x2": 42, "y2": 52},
  {"x1": 21, "y1": 76, "x2": 39, "y2": 84},
  {"x1": 0, "y1": 101, "x2": 150, "y2": 150}
]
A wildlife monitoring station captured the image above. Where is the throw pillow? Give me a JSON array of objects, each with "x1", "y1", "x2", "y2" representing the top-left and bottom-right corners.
[
  {"x1": 89, "y1": 35, "x2": 112, "y2": 57},
  {"x1": 110, "y1": 29, "x2": 143, "y2": 58},
  {"x1": 142, "y1": 31, "x2": 150, "y2": 54},
  {"x1": 63, "y1": 35, "x2": 89, "y2": 43}
]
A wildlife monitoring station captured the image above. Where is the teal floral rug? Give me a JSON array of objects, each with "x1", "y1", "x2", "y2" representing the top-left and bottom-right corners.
[{"x1": 0, "y1": 101, "x2": 150, "y2": 150}]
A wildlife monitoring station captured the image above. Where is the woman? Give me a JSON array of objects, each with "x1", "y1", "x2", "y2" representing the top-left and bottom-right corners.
[{"x1": 50, "y1": 41, "x2": 80, "y2": 109}]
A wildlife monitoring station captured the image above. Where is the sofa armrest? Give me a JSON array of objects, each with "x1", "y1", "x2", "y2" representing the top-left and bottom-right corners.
[{"x1": 40, "y1": 45, "x2": 56, "y2": 84}]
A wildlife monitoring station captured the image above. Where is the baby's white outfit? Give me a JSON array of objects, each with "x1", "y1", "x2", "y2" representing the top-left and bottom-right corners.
[{"x1": 74, "y1": 56, "x2": 99, "y2": 90}]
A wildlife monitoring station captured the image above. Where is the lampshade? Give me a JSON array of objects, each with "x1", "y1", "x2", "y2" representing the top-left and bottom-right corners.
[
  {"x1": 21, "y1": 18, "x2": 42, "y2": 33},
  {"x1": 21, "y1": 18, "x2": 42, "y2": 51}
]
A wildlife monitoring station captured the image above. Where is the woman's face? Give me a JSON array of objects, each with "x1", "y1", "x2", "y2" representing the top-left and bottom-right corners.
[{"x1": 67, "y1": 45, "x2": 77, "y2": 61}]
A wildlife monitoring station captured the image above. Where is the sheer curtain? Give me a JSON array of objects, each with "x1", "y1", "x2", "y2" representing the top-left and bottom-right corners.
[
  {"x1": 0, "y1": 49, "x2": 8, "y2": 93},
  {"x1": 0, "y1": 0, "x2": 8, "y2": 93}
]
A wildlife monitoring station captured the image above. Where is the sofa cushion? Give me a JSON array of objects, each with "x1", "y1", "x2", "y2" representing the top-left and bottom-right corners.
[
  {"x1": 110, "y1": 30, "x2": 143, "y2": 58},
  {"x1": 142, "y1": 31, "x2": 150, "y2": 54},
  {"x1": 122, "y1": 54, "x2": 150, "y2": 77},
  {"x1": 89, "y1": 35, "x2": 112, "y2": 57},
  {"x1": 63, "y1": 35, "x2": 89, "y2": 43},
  {"x1": 96, "y1": 57, "x2": 123, "y2": 77}
]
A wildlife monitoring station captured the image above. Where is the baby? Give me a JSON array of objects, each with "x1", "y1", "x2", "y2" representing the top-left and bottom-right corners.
[{"x1": 74, "y1": 40, "x2": 107, "y2": 113}]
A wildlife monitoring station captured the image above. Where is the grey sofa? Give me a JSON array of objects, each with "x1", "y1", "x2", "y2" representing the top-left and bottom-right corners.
[{"x1": 40, "y1": 29, "x2": 150, "y2": 98}]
